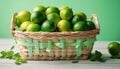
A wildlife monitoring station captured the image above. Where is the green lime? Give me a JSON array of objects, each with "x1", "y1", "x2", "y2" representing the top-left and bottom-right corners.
[
  {"x1": 20, "y1": 21, "x2": 31, "y2": 31},
  {"x1": 47, "y1": 13, "x2": 60, "y2": 24},
  {"x1": 107, "y1": 42, "x2": 120, "y2": 56},
  {"x1": 60, "y1": 7, "x2": 73, "y2": 20},
  {"x1": 31, "y1": 11, "x2": 45, "y2": 24},
  {"x1": 71, "y1": 15, "x2": 81, "y2": 25},
  {"x1": 15, "y1": 10, "x2": 31, "y2": 27},
  {"x1": 75, "y1": 12, "x2": 87, "y2": 21},
  {"x1": 73, "y1": 21, "x2": 89, "y2": 31},
  {"x1": 41, "y1": 20, "x2": 56, "y2": 32},
  {"x1": 33, "y1": 5, "x2": 46, "y2": 13},
  {"x1": 87, "y1": 21, "x2": 96, "y2": 30},
  {"x1": 59, "y1": 6, "x2": 70, "y2": 11},
  {"x1": 57, "y1": 20, "x2": 71, "y2": 32},
  {"x1": 26, "y1": 23, "x2": 40, "y2": 32},
  {"x1": 45, "y1": 6, "x2": 59, "y2": 15}
]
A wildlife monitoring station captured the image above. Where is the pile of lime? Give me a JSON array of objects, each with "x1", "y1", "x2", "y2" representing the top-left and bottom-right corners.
[{"x1": 15, "y1": 5, "x2": 96, "y2": 32}]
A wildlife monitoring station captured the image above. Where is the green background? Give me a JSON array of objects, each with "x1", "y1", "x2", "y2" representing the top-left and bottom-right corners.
[{"x1": 0, "y1": 0, "x2": 120, "y2": 41}]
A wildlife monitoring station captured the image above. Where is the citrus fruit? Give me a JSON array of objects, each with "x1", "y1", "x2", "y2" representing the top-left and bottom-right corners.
[
  {"x1": 26, "y1": 23, "x2": 40, "y2": 32},
  {"x1": 87, "y1": 21, "x2": 96, "y2": 30},
  {"x1": 33, "y1": 5, "x2": 46, "y2": 13},
  {"x1": 60, "y1": 8, "x2": 73, "y2": 20},
  {"x1": 73, "y1": 21, "x2": 89, "y2": 31},
  {"x1": 31, "y1": 11, "x2": 45, "y2": 24},
  {"x1": 20, "y1": 21, "x2": 31, "y2": 31},
  {"x1": 71, "y1": 15, "x2": 81, "y2": 25},
  {"x1": 41, "y1": 20, "x2": 56, "y2": 32},
  {"x1": 107, "y1": 42, "x2": 120, "y2": 56},
  {"x1": 47, "y1": 13, "x2": 60, "y2": 24},
  {"x1": 75, "y1": 12, "x2": 87, "y2": 21},
  {"x1": 15, "y1": 10, "x2": 31, "y2": 27},
  {"x1": 45, "y1": 6, "x2": 59, "y2": 15},
  {"x1": 57, "y1": 20, "x2": 71, "y2": 32},
  {"x1": 59, "y1": 6, "x2": 70, "y2": 11}
]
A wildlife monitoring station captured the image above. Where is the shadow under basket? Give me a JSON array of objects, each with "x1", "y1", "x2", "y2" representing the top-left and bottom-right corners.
[{"x1": 11, "y1": 13, "x2": 100, "y2": 60}]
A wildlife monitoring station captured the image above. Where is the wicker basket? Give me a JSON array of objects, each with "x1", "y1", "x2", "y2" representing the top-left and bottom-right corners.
[{"x1": 11, "y1": 13, "x2": 100, "y2": 60}]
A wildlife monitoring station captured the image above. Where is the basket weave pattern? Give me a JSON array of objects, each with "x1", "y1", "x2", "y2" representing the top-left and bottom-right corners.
[{"x1": 11, "y1": 13, "x2": 100, "y2": 60}]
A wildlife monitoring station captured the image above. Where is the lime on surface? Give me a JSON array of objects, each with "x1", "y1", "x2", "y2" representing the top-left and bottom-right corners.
[
  {"x1": 75, "y1": 12, "x2": 87, "y2": 21},
  {"x1": 45, "y1": 6, "x2": 59, "y2": 15},
  {"x1": 26, "y1": 23, "x2": 40, "y2": 32},
  {"x1": 31, "y1": 11, "x2": 45, "y2": 24},
  {"x1": 20, "y1": 21, "x2": 31, "y2": 31},
  {"x1": 15, "y1": 10, "x2": 31, "y2": 27},
  {"x1": 107, "y1": 42, "x2": 120, "y2": 56},
  {"x1": 47, "y1": 13, "x2": 60, "y2": 24},
  {"x1": 73, "y1": 21, "x2": 89, "y2": 31},
  {"x1": 87, "y1": 21, "x2": 96, "y2": 30},
  {"x1": 60, "y1": 8, "x2": 73, "y2": 20},
  {"x1": 57, "y1": 20, "x2": 71, "y2": 32},
  {"x1": 41, "y1": 20, "x2": 56, "y2": 32}
]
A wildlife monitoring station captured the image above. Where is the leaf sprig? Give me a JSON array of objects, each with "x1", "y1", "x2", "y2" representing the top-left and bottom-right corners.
[
  {"x1": 0, "y1": 46, "x2": 27, "y2": 65},
  {"x1": 89, "y1": 50, "x2": 106, "y2": 62}
]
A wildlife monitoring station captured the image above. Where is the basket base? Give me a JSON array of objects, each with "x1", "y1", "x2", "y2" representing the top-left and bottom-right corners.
[
  {"x1": 20, "y1": 53, "x2": 90, "y2": 60},
  {"x1": 17, "y1": 40, "x2": 94, "y2": 60},
  {"x1": 18, "y1": 43, "x2": 93, "y2": 60}
]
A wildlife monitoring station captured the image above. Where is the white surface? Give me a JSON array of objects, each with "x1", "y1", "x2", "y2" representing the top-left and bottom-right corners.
[{"x1": 0, "y1": 39, "x2": 120, "y2": 69}]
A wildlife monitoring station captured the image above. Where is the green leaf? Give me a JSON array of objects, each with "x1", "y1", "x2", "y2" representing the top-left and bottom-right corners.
[
  {"x1": 15, "y1": 60, "x2": 21, "y2": 65},
  {"x1": 6, "y1": 51, "x2": 14, "y2": 59},
  {"x1": 95, "y1": 50, "x2": 102, "y2": 59},
  {"x1": 21, "y1": 59, "x2": 27, "y2": 63},
  {"x1": 0, "y1": 51, "x2": 7, "y2": 58},
  {"x1": 10, "y1": 46, "x2": 15, "y2": 51},
  {"x1": 89, "y1": 50, "x2": 106, "y2": 63},
  {"x1": 90, "y1": 54, "x2": 96, "y2": 61},
  {"x1": 13, "y1": 53, "x2": 21, "y2": 59},
  {"x1": 72, "y1": 60, "x2": 79, "y2": 63},
  {"x1": 0, "y1": 46, "x2": 27, "y2": 65},
  {"x1": 99, "y1": 58, "x2": 106, "y2": 62}
]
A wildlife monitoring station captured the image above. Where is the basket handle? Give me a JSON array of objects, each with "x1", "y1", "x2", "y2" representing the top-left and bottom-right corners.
[
  {"x1": 90, "y1": 14, "x2": 100, "y2": 34},
  {"x1": 10, "y1": 13, "x2": 17, "y2": 37}
]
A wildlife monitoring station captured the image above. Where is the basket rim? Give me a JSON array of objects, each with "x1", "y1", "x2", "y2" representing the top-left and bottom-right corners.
[
  {"x1": 13, "y1": 29, "x2": 99, "y2": 34},
  {"x1": 12, "y1": 29, "x2": 99, "y2": 38}
]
